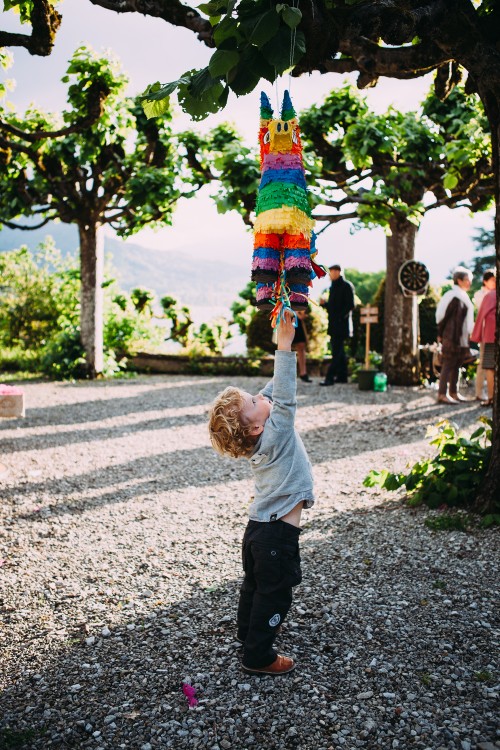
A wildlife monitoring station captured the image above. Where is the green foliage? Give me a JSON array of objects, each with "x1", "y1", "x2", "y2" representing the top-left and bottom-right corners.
[
  {"x1": 300, "y1": 83, "x2": 492, "y2": 234},
  {"x1": 140, "y1": 0, "x2": 306, "y2": 120},
  {"x1": 364, "y1": 418, "x2": 494, "y2": 513},
  {"x1": 424, "y1": 514, "x2": 469, "y2": 532},
  {"x1": 343, "y1": 269, "x2": 385, "y2": 305},
  {"x1": 160, "y1": 294, "x2": 231, "y2": 355},
  {"x1": 0, "y1": 242, "x2": 166, "y2": 379},
  {"x1": 480, "y1": 514, "x2": 500, "y2": 528},
  {"x1": 130, "y1": 287, "x2": 155, "y2": 315},
  {"x1": 0, "y1": 46, "x2": 205, "y2": 238},
  {"x1": 0, "y1": 240, "x2": 79, "y2": 349},
  {"x1": 469, "y1": 226, "x2": 495, "y2": 280},
  {"x1": 161, "y1": 295, "x2": 194, "y2": 347},
  {"x1": 230, "y1": 281, "x2": 257, "y2": 335}
]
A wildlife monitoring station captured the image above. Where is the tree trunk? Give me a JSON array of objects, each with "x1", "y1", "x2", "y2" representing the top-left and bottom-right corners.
[
  {"x1": 383, "y1": 216, "x2": 420, "y2": 385},
  {"x1": 474, "y1": 87, "x2": 500, "y2": 513},
  {"x1": 79, "y1": 223, "x2": 104, "y2": 378}
]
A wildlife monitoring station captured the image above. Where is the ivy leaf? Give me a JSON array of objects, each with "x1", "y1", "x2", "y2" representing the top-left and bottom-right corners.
[{"x1": 208, "y1": 49, "x2": 240, "y2": 77}]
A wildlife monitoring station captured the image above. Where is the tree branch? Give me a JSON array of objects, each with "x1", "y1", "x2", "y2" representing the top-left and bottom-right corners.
[
  {"x1": 0, "y1": 80, "x2": 110, "y2": 142},
  {"x1": 0, "y1": 215, "x2": 54, "y2": 230},
  {"x1": 0, "y1": 0, "x2": 61, "y2": 56},
  {"x1": 312, "y1": 211, "x2": 359, "y2": 224},
  {"x1": 87, "y1": 0, "x2": 214, "y2": 45}
]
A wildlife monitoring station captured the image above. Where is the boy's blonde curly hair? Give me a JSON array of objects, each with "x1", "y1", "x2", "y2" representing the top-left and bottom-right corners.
[{"x1": 208, "y1": 386, "x2": 257, "y2": 458}]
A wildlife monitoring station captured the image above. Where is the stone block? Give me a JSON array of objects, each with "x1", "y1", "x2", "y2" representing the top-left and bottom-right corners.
[{"x1": 0, "y1": 384, "x2": 25, "y2": 418}]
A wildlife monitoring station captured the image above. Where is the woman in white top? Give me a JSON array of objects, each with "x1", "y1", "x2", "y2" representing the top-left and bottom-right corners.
[{"x1": 435, "y1": 266, "x2": 474, "y2": 404}]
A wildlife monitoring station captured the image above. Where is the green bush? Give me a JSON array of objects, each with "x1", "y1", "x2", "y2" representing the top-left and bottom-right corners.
[
  {"x1": 0, "y1": 241, "x2": 79, "y2": 349},
  {"x1": 0, "y1": 241, "x2": 167, "y2": 379},
  {"x1": 364, "y1": 417, "x2": 494, "y2": 513}
]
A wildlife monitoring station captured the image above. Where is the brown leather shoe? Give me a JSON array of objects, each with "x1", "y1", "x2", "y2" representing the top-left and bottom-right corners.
[{"x1": 242, "y1": 654, "x2": 296, "y2": 675}]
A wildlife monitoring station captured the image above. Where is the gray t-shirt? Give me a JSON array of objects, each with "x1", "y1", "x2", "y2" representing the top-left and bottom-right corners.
[{"x1": 247, "y1": 350, "x2": 315, "y2": 522}]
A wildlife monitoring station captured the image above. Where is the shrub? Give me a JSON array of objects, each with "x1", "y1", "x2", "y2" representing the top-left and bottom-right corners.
[
  {"x1": 0, "y1": 241, "x2": 167, "y2": 379},
  {"x1": 363, "y1": 417, "x2": 494, "y2": 514}
]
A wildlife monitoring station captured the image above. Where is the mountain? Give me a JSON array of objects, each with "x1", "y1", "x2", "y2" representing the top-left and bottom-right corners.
[{"x1": 0, "y1": 223, "x2": 249, "y2": 307}]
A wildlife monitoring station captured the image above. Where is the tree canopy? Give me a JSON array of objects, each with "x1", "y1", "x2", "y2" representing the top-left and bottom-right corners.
[{"x1": 0, "y1": 45, "x2": 209, "y2": 375}]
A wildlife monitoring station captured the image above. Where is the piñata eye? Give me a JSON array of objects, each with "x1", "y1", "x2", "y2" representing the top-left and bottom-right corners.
[{"x1": 263, "y1": 130, "x2": 270, "y2": 144}]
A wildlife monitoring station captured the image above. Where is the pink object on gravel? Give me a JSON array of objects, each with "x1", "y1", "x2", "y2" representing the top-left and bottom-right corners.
[
  {"x1": 182, "y1": 683, "x2": 198, "y2": 707},
  {"x1": 0, "y1": 384, "x2": 25, "y2": 418},
  {"x1": 0, "y1": 384, "x2": 23, "y2": 395}
]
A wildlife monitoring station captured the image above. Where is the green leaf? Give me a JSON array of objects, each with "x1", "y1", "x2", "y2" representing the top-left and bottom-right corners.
[
  {"x1": 141, "y1": 97, "x2": 171, "y2": 119},
  {"x1": 190, "y1": 67, "x2": 220, "y2": 97},
  {"x1": 213, "y1": 16, "x2": 240, "y2": 46},
  {"x1": 443, "y1": 173, "x2": 458, "y2": 190},
  {"x1": 139, "y1": 78, "x2": 190, "y2": 119},
  {"x1": 178, "y1": 74, "x2": 225, "y2": 121},
  {"x1": 261, "y1": 28, "x2": 305, "y2": 73},
  {"x1": 208, "y1": 49, "x2": 240, "y2": 77},
  {"x1": 281, "y1": 5, "x2": 302, "y2": 29},
  {"x1": 229, "y1": 47, "x2": 275, "y2": 94},
  {"x1": 197, "y1": 1, "x2": 227, "y2": 16},
  {"x1": 249, "y1": 10, "x2": 280, "y2": 47}
]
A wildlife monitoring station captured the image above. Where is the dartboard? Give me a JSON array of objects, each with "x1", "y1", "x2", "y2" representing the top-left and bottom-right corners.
[{"x1": 398, "y1": 260, "x2": 430, "y2": 296}]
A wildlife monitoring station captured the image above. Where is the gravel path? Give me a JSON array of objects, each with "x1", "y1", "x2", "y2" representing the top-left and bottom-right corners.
[{"x1": 0, "y1": 375, "x2": 498, "y2": 750}]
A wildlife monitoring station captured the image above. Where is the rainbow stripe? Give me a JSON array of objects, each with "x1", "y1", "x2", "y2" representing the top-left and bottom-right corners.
[{"x1": 252, "y1": 90, "x2": 319, "y2": 315}]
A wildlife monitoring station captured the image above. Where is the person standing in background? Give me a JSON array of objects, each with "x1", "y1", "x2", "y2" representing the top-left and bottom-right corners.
[
  {"x1": 471, "y1": 283, "x2": 496, "y2": 408},
  {"x1": 320, "y1": 265, "x2": 355, "y2": 386},
  {"x1": 435, "y1": 266, "x2": 474, "y2": 405},
  {"x1": 473, "y1": 270, "x2": 496, "y2": 401}
]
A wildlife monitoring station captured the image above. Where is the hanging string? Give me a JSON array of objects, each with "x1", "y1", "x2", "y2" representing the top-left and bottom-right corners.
[{"x1": 288, "y1": 0, "x2": 300, "y2": 93}]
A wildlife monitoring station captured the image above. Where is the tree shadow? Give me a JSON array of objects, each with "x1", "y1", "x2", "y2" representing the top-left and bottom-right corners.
[
  {"x1": 0, "y1": 501, "x2": 496, "y2": 750},
  {"x1": 1, "y1": 385, "x2": 484, "y2": 522},
  {"x1": 4, "y1": 375, "x2": 220, "y2": 430}
]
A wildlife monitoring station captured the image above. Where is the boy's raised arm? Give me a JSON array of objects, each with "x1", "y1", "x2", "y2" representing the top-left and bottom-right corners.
[{"x1": 265, "y1": 311, "x2": 297, "y2": 429}]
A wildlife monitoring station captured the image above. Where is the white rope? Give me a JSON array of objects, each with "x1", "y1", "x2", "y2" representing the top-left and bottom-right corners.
[{"x1": 288, "y1": 0, "x2": 300, "y2": 93}]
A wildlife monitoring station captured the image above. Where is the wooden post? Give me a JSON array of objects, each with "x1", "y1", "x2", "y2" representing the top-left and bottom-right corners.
[{"x1": 360, "y1": 305, "x2": 379, "y2": 369}]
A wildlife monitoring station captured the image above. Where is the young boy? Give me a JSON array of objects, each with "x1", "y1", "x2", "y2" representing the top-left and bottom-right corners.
[{"x1": 208, "y1": 311, "x2": 314, "y2": 675}]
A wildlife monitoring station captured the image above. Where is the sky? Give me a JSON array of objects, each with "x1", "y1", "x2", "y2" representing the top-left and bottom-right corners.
[{"x1": 1, "y1": 1, "x2": 494, "y2": 290}]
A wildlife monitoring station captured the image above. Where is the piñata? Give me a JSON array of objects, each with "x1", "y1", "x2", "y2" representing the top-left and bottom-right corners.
[{"x1": 252, "y1": 90, "x2": 325, "y2": 326}]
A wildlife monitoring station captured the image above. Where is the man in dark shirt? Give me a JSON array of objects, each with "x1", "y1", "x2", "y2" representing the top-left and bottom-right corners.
[{"x1": 320, "y1": 264, "x2": 355, "y2": 385}]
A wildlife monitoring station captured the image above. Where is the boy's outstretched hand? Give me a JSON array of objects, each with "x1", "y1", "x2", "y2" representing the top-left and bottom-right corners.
[{"x1": 277, "y1": 310, "x2": 297, "y2": 351}]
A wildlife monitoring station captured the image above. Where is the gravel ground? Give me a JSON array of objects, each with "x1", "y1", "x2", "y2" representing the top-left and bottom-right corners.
[{"x1": 0, "y1": 374, "x2": 498, "y2": 750}]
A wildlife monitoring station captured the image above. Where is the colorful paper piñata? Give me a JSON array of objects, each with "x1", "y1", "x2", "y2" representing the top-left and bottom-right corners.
[{"x1": 252, "y1": 90, "x2": 325, "y2": 325}]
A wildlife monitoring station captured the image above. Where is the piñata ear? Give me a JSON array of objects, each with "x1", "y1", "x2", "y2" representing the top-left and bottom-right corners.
[
  {"x1": 260, "y1": 91, "x2": 274, "y2": 121},
  {"x1": 281, "y1": 90, "x2": 296, "y2": 121}
]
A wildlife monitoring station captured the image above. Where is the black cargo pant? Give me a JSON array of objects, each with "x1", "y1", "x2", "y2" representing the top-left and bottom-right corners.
[{"x1": 237, "y1": 519, "x2": 302, "y2": 669}]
